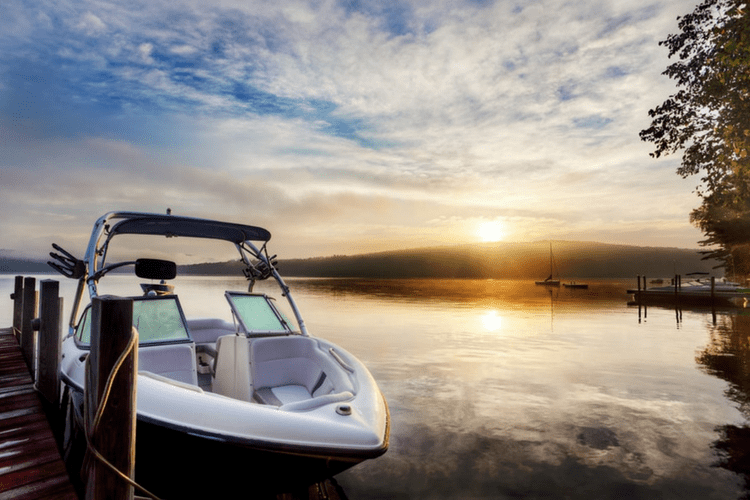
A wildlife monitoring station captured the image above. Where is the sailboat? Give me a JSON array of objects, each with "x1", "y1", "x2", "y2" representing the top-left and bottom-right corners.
[{"x1": 535, "y1": 242, "x2": 561, "y2": 287}]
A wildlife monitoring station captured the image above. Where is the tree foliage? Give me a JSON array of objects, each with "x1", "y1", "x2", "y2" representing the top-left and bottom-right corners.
[{"x1": 640, "y1": 0, "x2": 750, "y2": 274}]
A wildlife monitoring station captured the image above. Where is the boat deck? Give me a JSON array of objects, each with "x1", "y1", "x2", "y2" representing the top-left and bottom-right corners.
[{"x1": 0, "y1": 327, "x2": 78, "y2": 499}]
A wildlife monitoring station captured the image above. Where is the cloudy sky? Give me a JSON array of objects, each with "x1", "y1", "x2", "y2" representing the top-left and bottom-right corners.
[{"x1": 1, "y1": 0, "x2": 703, "y2": 260}]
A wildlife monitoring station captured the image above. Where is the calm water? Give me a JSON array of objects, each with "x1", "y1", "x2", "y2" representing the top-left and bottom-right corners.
[{"x1": 3, "y1": 275, "x2": 749, "y2": 499}]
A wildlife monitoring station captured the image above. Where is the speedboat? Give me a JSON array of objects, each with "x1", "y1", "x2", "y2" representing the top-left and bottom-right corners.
[{"x1": 52, "y1": 211, "x2": 389, "y2": 496}]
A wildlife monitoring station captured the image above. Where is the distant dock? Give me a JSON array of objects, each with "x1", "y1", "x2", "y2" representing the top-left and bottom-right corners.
[{"x1": 627, "y1": 275, "x2": 749, "y2": 308}]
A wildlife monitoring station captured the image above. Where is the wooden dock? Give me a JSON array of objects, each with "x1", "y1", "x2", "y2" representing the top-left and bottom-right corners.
[{"x1": 0, "y1": 327, "x2": 78, "y2": 499}]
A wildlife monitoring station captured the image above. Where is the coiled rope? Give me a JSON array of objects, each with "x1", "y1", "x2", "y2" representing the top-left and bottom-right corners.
[{"x1": 83, "y1": 326, "x2": 163, "y2": 500}]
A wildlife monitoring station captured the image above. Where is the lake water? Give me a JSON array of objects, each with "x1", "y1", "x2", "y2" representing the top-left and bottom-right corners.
[{"x1": 2, "y1": 275, "x2": 749, "y2": 499}]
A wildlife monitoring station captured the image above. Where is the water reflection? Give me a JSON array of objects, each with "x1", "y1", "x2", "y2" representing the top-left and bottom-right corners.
[
  {"x1": 481, "y1": 310, "x2": 503, "y2": 332},
  {"x1": 697, "y1": 312, "x2": 750, "y2": 498},
  {"x1": 323, "y1": 280, "x2": 744, "y2": 499},
  {"x1": 286, "y1": 277, "x2": 632, "y2": 311}
]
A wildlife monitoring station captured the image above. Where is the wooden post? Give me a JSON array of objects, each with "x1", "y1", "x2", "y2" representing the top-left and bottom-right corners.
[
  {"x1": 636, "y1": 275, "x2": 641, "y2": 304},
  {"x1": 37, "y1": 279, "x2": 62, "y2": 407},
  {"x1": 20, "y1": 276, "x2": 37, "y2": 372},
  {"x1": 85, "y1": 296, "x2": 137, "y2": 500},
  {"x1": 711, "y1": 276, "x2": 716, "y2": 306},
  {"x1": 11, "y1": 275, "x2": 23, "y2": 338}
]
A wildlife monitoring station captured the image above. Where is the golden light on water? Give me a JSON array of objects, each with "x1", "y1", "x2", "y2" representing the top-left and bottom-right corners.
[
  {"x1": 481, "y1": 310, "x2": 503, "y2": 332},
  {"x1": 477, "y1": 220, "x2": 507, "y2": 242}
]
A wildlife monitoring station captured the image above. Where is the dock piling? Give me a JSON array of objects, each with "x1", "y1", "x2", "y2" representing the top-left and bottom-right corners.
[
  {"x1": 37, "y1": 279, "x2": 62, "y2": 408},
  {"x1": 85, "y1": 295, "x2": 137, "y2": 500},
  {"x1": 711, "y1": 276, "x2": 716, "y2": 306},
  {"x1": 20, "y1": 276, "x2": 37, "y2": 373},
  {"x1": 12, "y1": 275, "x2": 23, "y2": 338}
]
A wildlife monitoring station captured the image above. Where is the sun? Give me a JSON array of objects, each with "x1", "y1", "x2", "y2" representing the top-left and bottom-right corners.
[{"x1": 477, "y1": 220, "x2": 506, "y2": 242}]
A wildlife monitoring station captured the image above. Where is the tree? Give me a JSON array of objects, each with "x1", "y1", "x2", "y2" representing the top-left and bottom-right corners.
[{"x1": 640, "y1": 0, "x2": 750, "y2": 276}]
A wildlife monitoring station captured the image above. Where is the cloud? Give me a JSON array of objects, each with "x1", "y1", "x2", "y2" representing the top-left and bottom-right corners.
[
  {"x1": 0, "y1": 0, "x2": 707, "y2": 258},
  {"x1": 77, "y1": 12, "x2": 107, "y2": 35}
]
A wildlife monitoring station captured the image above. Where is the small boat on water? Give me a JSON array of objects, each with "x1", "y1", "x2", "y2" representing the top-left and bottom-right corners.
[
  {"x1": 52, "y1": 211, "x2": 389, "y2": 496},
  {"x1": 535, "y1": 243, "x2": 561, "y2": 287},
  {"x1": 563, "y1": 282, "x2": 588, "y2": 289},
  {"x1": 535, "y1": 275, "x2": 561, "y2": 287}
]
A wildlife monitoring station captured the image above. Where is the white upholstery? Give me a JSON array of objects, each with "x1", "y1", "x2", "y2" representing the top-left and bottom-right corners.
[
  {"x1": 251, "y1": 336, "x2": 322, "y2": 395},
  {"x1": 186, "y1": 318, "x2": 236, "y2": 345},
  {"x1": 250, "y1": 336, "x2": 355, "y2": 409},
  {"x1": 213, "y1": 334, "x2": 252, "y2": 401},
  {"x1": 268, "y1": 385, "x2": 310, "y2": 404},
  {"x1": 138, "y1": 343, "x2": 198, "y2": 385}
]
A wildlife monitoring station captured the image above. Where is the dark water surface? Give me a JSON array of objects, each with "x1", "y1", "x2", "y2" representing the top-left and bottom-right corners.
[{"x1": 3, "y1": 276, "x2": 750, "y2": 499}]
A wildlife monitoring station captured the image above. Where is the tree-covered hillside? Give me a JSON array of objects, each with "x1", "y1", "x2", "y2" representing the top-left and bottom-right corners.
[{"x1": 180, "y1": 241, "x2": 721, "y2": 279}]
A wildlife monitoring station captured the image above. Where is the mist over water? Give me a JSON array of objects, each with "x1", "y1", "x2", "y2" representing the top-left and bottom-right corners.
[{"x1": 2, "y1": 275, "x2": 748, "y2": 498}]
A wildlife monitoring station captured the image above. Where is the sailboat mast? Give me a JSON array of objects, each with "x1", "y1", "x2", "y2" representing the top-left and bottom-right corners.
[{"x1": 549, "y1": 242, "x2": 553, "y2": 276}]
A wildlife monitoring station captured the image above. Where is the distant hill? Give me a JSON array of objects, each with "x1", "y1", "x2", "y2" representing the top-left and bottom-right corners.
[
  {"x1": 179, "y1": 241, "x2": 722, "y2": 279},
  {"x1": 1, "y1": 241, "x2": 722, "y2": 279},
  {"x1": 0, "y1": 257, "x2": 52, "y2": 274}
]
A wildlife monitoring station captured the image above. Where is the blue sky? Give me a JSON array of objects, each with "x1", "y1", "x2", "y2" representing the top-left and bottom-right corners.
[{"x1": 1, "y1": 0, "x2": 702, "y2": 260}]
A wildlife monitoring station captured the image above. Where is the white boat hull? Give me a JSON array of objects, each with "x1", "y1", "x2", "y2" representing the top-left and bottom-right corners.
[{"x1": 60, "y1": 333, "x2": 389, "y2": 494}]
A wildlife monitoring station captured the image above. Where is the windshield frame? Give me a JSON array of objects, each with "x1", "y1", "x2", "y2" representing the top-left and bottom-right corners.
[
  {"x1": 225, "y1": 291, "x2": 296, "y2": 337},
  {"x1": 74, "y1": 294, "x2": 193, "y2": 348}
]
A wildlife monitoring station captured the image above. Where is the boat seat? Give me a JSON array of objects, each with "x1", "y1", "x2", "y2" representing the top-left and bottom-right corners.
[
  {"x1": 138, "y1": 342, "x2": 198, "y2": 386},
  {"x1": 213, "y1": 334, "x2": 252, "y2": 401},
  {"x1": 186, "y1": 318, "x2": 237, "y2": 357},
  {"x1": 254, "y1": 385, "x2": 310, "y2": 406},
  {"x1": 250, "y1": 336, "x2": 354, "y2": 410}
]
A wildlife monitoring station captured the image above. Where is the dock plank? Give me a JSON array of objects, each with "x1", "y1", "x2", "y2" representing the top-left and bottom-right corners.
[{"x1": 0, "y1": 328, "x2": 77, "y2": 499}]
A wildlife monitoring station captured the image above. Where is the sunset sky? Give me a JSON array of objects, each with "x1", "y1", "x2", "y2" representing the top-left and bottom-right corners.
[{"x1": 1, "y1": 0, "x2": 703, "y2": 261}]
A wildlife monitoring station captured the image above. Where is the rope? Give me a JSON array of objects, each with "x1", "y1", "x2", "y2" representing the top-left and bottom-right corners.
[{"x1": 83, "y1": 326, "x2": 163, "y2": 500}]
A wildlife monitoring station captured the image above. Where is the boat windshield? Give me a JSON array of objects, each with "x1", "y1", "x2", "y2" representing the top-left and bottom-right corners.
[
  {"x1": 225, "y1": 292, "x2": 293, "y2": 336},
  {"x1": 75, "y1": 296, "x2": 191, "y2": 345}
]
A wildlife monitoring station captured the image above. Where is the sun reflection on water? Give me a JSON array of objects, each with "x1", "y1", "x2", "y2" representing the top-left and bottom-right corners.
[{"x1": 481, "y1": 310, "x2": 503, "y2": 331}]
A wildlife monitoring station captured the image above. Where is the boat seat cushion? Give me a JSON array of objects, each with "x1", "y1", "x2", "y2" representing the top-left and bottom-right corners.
[
  {"x1": 254, "y1": 385, "x2": 310, "y2": 406},
  {"x1": 138, "y1": 342, "x2": 198, "y2": 386},
  {"x1": 187, "y1": 318, "x2": 237, "y2": 345},
  {"x1": 250, "y1": 336, "x2": 354, "y2": 406}
]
